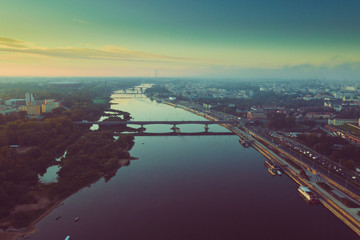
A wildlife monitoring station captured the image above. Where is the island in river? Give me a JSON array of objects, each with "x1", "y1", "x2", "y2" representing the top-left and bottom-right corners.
[{"x1": 0, "y1": 80, "x2": 138, "y2": 240}]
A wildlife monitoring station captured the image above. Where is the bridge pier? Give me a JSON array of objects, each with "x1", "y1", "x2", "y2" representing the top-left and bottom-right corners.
[
  {"x1": 171, "y1": 124, "x2": 180, "y2": 133},
  {"x1": 204, "y1": 124, "x2": 209, "y2": 132},
  {"x1": 138, "y1": 124, "x2": 146, "y2": 132}
]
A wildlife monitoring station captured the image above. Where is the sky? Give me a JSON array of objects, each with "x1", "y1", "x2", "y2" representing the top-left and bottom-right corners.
[{"x1": 0, "y1": 0, "x2": 360, "y2": 79}]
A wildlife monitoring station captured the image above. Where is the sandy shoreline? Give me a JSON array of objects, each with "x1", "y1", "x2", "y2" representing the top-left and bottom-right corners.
[{"x1": 0, "y1": 197, "x2": 68, "y2": 240}]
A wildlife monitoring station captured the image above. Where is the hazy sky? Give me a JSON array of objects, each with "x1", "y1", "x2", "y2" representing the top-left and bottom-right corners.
[{"x1": 1, "y1": 0, "x2": 359, "y2": 79}]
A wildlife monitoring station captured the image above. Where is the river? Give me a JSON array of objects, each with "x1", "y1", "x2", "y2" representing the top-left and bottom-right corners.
[{"x1": 30, "y1": 85, "x2": 358, "y2": 240}]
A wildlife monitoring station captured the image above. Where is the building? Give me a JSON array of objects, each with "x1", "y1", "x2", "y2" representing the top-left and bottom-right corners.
[
  {"x1": 203, "y1": 103, "x2": 213, "y2": 109},
  {"x1": 327, "y1": 118, "x2": 358, "y2": 126},
  {"x1": 262, "y1": 106, "x2": 282, "y2": 113},
  {"x1": 41, "y1": 100, "x2": 61, "y2": 113},
  {"x1": 0, "y1": 106, "x2": 18, "y2": 115},
  {"x1": 25, "y1": 92, "x2": 35, "y2": 106},
  {"x1": 326, "y1": 125, "x2": 360, "y2": 145},
  {"x1": 305, "y1": 112, "x2": 332, "y2": 119},
  {"x1": 23, "y1": 105, "x2": 41, "y2": 115},
  {"x1": 22, "y1": 93, "x2": 62, "y2": 116},
  {"x1": 247, "y1": 109, "x2": 266, "y2": 121},
  {"x1": 5, "y1": 99, "x2": 26, "y2": 106}
]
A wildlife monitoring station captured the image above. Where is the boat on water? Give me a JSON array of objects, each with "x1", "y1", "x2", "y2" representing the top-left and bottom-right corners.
[
  {"x1": 65, "y1": 236, "x2": 70, "y2": 240},
  {"x1": 298, "y1": 185, "x2": 319, "y2": 204},
  {"x1": 74, "y1": 217, "x2": 80, "y2": 222},
  {"x1": 265, "y1": 160, "x2": 282, "y2": 176},
  {"x1": 265, "y1": 160, "x2": 275, "y2": 169},
  {"x1": 239, "y1": 139, "x2": 250, "y2": 148},
  {"x1": 267, "y1": 166, "x2": 276, "y2": 176}
]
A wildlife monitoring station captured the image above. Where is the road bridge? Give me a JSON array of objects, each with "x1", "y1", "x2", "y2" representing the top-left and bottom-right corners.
[
  {"x1": 112, "y1": 93, "x2": 144, "y2": 95},
  {"x1": 115, "y1": 131, "x2": 235, "y2": 137},
  {"x1": 76, "y1": 120, "x2": 237, "y2": 133},
  {"x1": 76, "y1": 120, "x2": 236, "y2": 125}
]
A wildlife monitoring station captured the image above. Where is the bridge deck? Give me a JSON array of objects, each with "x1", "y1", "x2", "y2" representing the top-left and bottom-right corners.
[
  {"x1": 115, "y1": 132, "x2": 235, "y2": 136},
  {"x1": 76, "y1": 120, "x2": 237, "y2": 125}
]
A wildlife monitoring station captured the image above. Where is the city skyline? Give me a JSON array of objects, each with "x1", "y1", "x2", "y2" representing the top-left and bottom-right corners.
[{"x1": 1, "y1": 0, "x2": 360, "y2": 79}]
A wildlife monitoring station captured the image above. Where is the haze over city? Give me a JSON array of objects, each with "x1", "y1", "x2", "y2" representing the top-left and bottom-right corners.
[
  {"x1": 2, "y1": 1, "x2": 360, "y2": 240},
  {"x1": 1, "y1": 0, "x2": 360, "y2": 79}
]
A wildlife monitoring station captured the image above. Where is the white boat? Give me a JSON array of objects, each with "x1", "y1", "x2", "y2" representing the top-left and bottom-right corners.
[
  {"x1": 298, "y1": 185, "x2": 318, "y2": 203},
  {"x1": 276, "y1": 169, "x2": 282, "y2": 176},
  {"x1": 65, "y1": 236, "x2": 70, "y2": 240}
]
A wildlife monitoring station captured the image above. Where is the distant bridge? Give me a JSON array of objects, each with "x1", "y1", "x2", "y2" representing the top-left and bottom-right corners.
[
  {"x1": 76, "y1": 120, "x2": 237, "y2": 126},
  {"x1": 112, "y1": 93, "x2": 144, "y2": 95},
  {"x1": 116, "y1": 131, "x2": 235, "y2": 137},
  {"x1": 76, "y1": 120, "x2": 237, "y2": 133}
]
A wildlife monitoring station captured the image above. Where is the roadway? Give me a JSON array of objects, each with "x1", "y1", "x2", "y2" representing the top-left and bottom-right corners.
[
  {"x1": 249, "y1": 127, "x2": 360, "y2": 197},
  {"x1": 76, "y1": 120, "x2": 237, "y2": 126},
  {"x1": 115, "y1": 132, "x2": 235, "y2": 136},
  {"x1": 169, "y1": 98, "x2": 360, "y2": 198}
]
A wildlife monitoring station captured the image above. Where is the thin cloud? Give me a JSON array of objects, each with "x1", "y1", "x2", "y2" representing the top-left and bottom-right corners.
[
  {"x1": 0, "y1": 37, "x2": 29, "y2": 48},
  {"x1": 0, "y1": 37, "x2": 193, "y2": 63}
]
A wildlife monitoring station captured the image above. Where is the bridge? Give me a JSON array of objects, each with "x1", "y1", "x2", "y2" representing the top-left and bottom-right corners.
[
  {"x1": 76, "y1": 120, "x2": 237, "y2": 133},
  {"x1": 112, "y1": 93, "x2": 144, "y2": 95},
  {"x1": 115, "y1": 131, "x2": 235, "y2": 137},
  {"x1": 77, "y1": 120, "x2": 236, "y2": 125}
]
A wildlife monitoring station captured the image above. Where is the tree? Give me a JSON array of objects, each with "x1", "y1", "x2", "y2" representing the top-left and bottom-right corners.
[{"x1": 343, "y1": 159, "x2": 356, "y2": 170}]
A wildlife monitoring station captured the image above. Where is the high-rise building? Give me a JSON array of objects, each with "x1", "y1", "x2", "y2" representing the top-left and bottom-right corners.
[{"x1": 25, "y1": 92, "x2": 35, "y2": 106}]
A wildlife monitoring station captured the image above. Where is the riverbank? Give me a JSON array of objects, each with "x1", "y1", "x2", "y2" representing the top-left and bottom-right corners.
[
  {"x1": 0, "y1": 157, "x2": 133, "y2": 240},
  {"x1": 162, "y1": 99, "x2": 360, "y2": 236}
]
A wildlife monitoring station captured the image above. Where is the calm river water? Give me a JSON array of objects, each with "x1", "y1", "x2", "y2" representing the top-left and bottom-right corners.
[{"x1": 31, "y1": 85, "x2": 358, "y2": 240}]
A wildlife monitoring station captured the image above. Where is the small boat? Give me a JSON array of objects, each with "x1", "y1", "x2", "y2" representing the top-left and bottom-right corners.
[
  {"x1": 239, "y1": 139, "x2": 250, "y2": 148},
  {"x1": 74, "y1": 217, "x2": 80, "y2": 222},
  {"x1": 276, "y1": 169, "x2": 282, "y2": 176},
  {"x1": 298, "y1": 185, "x2": 318, "y2": 204},
  {"x1": 55, "y1": 216, "x2": 62, "y2": 221},
  {"x1": 267, "y1": 167, "x2": 276, "y2": 176},
  {"x1": 65, "y1": 236, "x2": 70, "y2": 240},
  {"x1": 265, "y1": 160, "x2": 275, "y2": 169}
]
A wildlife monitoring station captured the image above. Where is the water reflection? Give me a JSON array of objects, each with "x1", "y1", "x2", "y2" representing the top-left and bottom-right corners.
[
  {"x1": 38, "y1": 151, "x2": 67, "y2": 184},
  {"x1": 30, "y1": 85, "x2": 359, "y2": 240}
]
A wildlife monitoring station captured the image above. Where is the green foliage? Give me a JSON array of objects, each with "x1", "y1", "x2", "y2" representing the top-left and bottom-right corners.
[
  {"x1": 343, "y1": 159, "x2": 357, "y2": 170},
  {"x1": 50, "y1": 131, "x2": 134, "y2": 198},
  {"x1": 0, "y1": 80, "x2": 137, "y2": 229},
  {"x1": 297, "y1": 133, "x2": 360, "y2": 170}
]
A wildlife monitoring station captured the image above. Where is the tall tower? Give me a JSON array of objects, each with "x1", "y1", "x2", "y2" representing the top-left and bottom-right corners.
[{"x1": 25, "y1": 92, "x2": 35, "y2": 106}]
